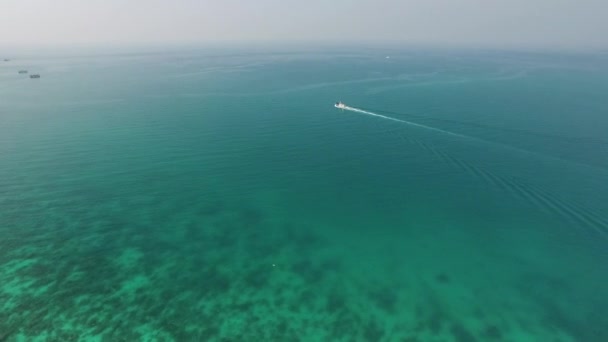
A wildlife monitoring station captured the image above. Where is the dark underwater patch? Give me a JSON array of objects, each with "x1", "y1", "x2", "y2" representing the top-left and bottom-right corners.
[
  {"x1": 363, "y1": 320, "x2": 384, "y2": 341},
  {"x1": 368, "y1": 286, "x2": 398, "y2": 314},
  {"x1": 482, "y1": 324, "x2": 502, "y2": 340},
  {"x1": 451, "y1": 322, "x2": 478, "y2": 342},
  {"x1": 435, "y1": 272, "x2": 450, "y2": 284}
]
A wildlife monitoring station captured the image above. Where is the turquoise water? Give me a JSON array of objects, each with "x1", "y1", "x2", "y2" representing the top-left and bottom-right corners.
[{"x1": 1, "y1": 47, "x2": 608, "y2": 341}]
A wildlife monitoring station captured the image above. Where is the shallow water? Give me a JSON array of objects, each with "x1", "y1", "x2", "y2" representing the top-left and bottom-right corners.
[{"x1": 1, "y1": 47, "x2": 608, "y2": 341}]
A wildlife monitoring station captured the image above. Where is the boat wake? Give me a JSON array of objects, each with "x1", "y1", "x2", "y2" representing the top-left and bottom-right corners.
[
  {"x1": 333, "y1": 102, "x2": 608, "y2": 241},
  {"x1": 341, "y1": 105, "x2": 471, "y2": 139},
  {"x1": 384, "y1": 122, "x2": 608, "y2": 241},
  {"x1": 335, "y1": 103, "x2": 608, "y2": 173}
]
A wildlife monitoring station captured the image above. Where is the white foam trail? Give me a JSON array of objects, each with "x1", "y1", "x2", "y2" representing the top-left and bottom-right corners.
[
  {"x1": 343, "y1": 106, "x2": 469, "y2": 139},
  {"x1": 340, "y1": 105, "x2": 608, "y2": 174}
]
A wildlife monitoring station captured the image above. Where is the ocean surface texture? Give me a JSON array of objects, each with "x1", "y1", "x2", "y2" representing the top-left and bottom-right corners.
[{"x1": 1, "y1": 47, "x2": 607, "y2": 341}]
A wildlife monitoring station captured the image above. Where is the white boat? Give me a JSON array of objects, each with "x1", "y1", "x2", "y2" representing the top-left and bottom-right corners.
[{"x1": 334, "y1": 101, "x2": 346, "y2": 109}]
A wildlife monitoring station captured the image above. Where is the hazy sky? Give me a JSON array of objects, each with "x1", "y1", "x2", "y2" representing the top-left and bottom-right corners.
[{"x1": 1, "y1": 0, "x2": 606, "y2": 49}]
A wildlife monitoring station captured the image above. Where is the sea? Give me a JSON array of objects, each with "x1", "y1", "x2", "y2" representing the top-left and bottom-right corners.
[{"x1": 1, "y1": 45, "x2": 607, "y2": 341}]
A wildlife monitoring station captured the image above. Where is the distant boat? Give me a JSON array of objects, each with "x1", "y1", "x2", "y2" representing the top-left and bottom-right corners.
[
  {"x1": 30, "y1": 74, "x2": 41, "y2": 79},
  {"x1": 18, "y1": 70, "x2": 28, "y2": 74},
  {"x1": 3, "y1": 59, "x2": 9, "y2": 62},
  {"x1": 334, "y1": 101, "x2": 346, "y2": 109}
]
